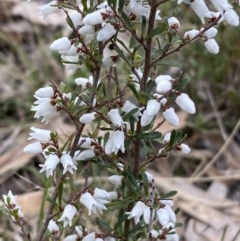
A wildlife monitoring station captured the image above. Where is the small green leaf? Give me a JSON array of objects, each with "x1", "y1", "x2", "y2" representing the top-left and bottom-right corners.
[
  {"x1": 141, "y1": 172, "x2": 149, "y2": 196},
  {"x1": 129, "y1": 35, "x2": 137, "y2": 49},
  {"x1": 156, "y1": 61, "x2": 182, "y2": 67},
  {"x1": 175, "y1": 77, "x2": 189, "y2": 90},
  {"x1": 175, "y1": 222, "x2": 183, "y2": 227},
  {"x1": 146, "y1": 23, "x2": 167, "y2": 40},
  {"x1": 168, "y1": 129, "x2": 176, "y2": 147},
  {"x1": 127, "y1": 83, "x2": 139, "y2": 99},
  {"x1": 95, "y1": 217, "x2": 113, "y2": 232},
  {"x1": 146, "y1": 80, "x2": 156, "y2": 94},
  {"x1": 161, "y1": 190, "x2": 178, "y2": 199},
  {"x1": 140, "y1": 131, "x2": 162, "y2": 139},
  {"x1": 121, "y1": 11, "x2": 133, "y2": 29},
  {"x1": 45, "y1": 196, "x2": 56, "y2": 205},
  {"x1": 58, "y1": 182, "x2": 63, "y2": 207},
  {"x1": 122, "y1": 108, "x2": 139, "y2": 121}
]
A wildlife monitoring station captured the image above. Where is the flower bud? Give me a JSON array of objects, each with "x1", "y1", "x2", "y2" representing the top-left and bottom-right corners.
[
  {"x1": 204, "y1": 38, "x2": 219, "y2": 54},
  {"x1": 224, "y1": 9, "x2": 239, "y2": 27},
  {"x1": 168, "y1": 17, "x2": 180, "y2": 30},
  {"x1": 97, "y1": 23, "x2": 117, "y2": 42},
  {"x1": 146, "y1": 99, "x2": 161, "y2": 116},
  {"x1": 163, "y1": 107, "x2": 179, "y2": 127},
  {"x1": 79, "y1": 112, "x2": 97, "y2": 124},
  {"x1": 50, "y1": 37, "x2": 71, "y2": 51},
  {"x1": 184, "y1": 29, "x2": 199, "y2": 41},
  {"x1": 175, "y1": 93, "x2": 196, "y2": 114}
]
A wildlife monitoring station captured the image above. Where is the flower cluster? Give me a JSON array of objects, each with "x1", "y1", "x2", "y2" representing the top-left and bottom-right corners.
[{"x1": 2, "y1": 191, "x2": 24, "y2": 222}]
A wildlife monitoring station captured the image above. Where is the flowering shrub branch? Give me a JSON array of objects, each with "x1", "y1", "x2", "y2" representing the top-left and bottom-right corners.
[{"x1": 1, "y1": 0, "x2": 240, "y2": 240}]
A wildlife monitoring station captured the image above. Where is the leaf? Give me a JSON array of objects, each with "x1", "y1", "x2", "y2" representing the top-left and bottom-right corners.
[
  {"x1": 141, "y1": 16, "x2": 147, "y2": 37},
  {"x1": 129, "y1": 35, "x2": 137, "y2": 49},
  {"x1": 146, "y1": 23, "x2": 167, "y2": 40},
  {"x1": 161, "y1": 190, "x2": 178, "y2": 199},
  {"x1": 95, "y1": 217, "x2": 113, "y2": 232},
  {"x1": 118, "y1": 0, "x2": 125, "y2": 13},
  {"x1": 140, "y1": 131, "x2": 162, "y2": 139},
  {"x1": 175, "y1": 77, "x2": 189, "y2": 90},
  {"x1": 129, "y1": 116, "x2": 135, "y2": 133},
  {"x1": 146, "y1": 80, "x2": 156, "y2": 94},
  {"x1": 45, "y1": 196, "x2": 56, "y2": 205},
  {"x1": 168, "y1": 129, "x2": 176, "y2": 147},
  {"x1": 156, "y1": 61, "x2": 182, "y2": 67},
  {"x1": 141, "y1": 172, "x2": 149, "y2": 196},
  {"x1": 175, "y1": 222, "x2": 183, "y2": 227},
  {"x1": 122, "y1": 108, "x2": 139, "y2": 121},
  {"x1": 127, "y1": 83, "x2": 139, "y2": 99},
  {"x1": 58, "y1": 182, "x2": 63, "y2": 206},
  {"x1": 121, "y1": 11, "x2": 133, "y2": 30}
]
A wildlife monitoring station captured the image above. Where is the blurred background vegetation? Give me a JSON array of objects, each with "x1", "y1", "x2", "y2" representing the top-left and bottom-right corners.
[{"x1": 0, "y1": 0, "x2": 240, "y2": 240}]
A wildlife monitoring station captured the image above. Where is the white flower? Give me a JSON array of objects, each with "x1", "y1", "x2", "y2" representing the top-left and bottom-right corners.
[
  {"x1": 175, "y1": 93, "x2": 196, "y2": 114},
  {"x1": 102, "y1": 56, "x2": 118, "y2": 69},
  {"x1": 157, "y1": 208, "x2": 169, "y2": 226},
  {"x1": 75, "y1": 226, "x2": 83, "y2": 237},
  {"x1": 96, "y1": 238, "x2": 104, "y2": 241},
  {"x1": 108, "y1": 191, "x2": 118, "y2": 200},
  {"x1": 75, "y1": 76, "x2": 93, "y2": 89},
  {"x1": 153, "y1": 93, "x2": 167, "y2": 105},
  {"x1": 78, "y1": 136, "x2": 94, "y2": 148},
  {"x1": 128, "y1": 0, "x2": 147, "y2": 16},
  {"x1": 204, "y1": 38, "x2": 219, "y2": 54},
  {"x1": 97, "y1": 1, "x2": 108, "y2": 9},
  {"x1": 75, "y1": 149, "x2": 95, "y2": 161},
  {"x1": 177, "y1": 0, "x2": 183, "y2": 4},
  {"x1": 62, "y1": 55, "x2": 82, "y2": 71},
  {"x1": 145, "y1": 8, "x2": 161, "y2": 20},
  {"x1": 58, "y1": 204, "x2": 77, "y2": 227},
  {"x1": 31, "y1": 96, "x2": 60, "y2": 123},
  {"x1": 3, "y1": 191, "x2": 18, "y2": 209},
  {"x1": 80, "y1": 192, "x2": 107, "y2": 215},
  {"x1": 38, "y1": 1, "x2": 60, "y2": 20},
  {"x1": 35, "y1": 86, "x2": 54, "y2": 98},
  {"x1": 97, "y1": 23, "x2": 117, "y2": 42},
  {"x1": 79, "y1": 112, "x2": 97, "y2": 124},
  {"x1": 108, "y1": 175, "x2": 123, "y2": 186},
  {"x1": 163, "y1": 108, "x2": 179, "y2": 127},
  {"x1": 184, "y1": 29, "x2": 199, "y2": 41},
  {"x1": 168, "y1": 17, "x2": 180, "y2": 30},
  {"x1": 50, "y1": 37, "x2": 71, "y2": 51},
  {"x1": 48, "y1": 220, "x2": 59, "y2": 236},
  {"x1": 224, "y1": 9, "x2": 239, "y2": 27},
  {"x1": 82, "y1": 9, "x2": 110, "y2": 25},
  {"x1": 155, "y1": 75, "x2": 172, "y2": 84},
  {"x1": 140, "y1": 110, "x2": 154, "y2": 127},
  {"x1": 79, "y1": 25, "x2": 95, "y2": 35},
  {"x1": 150, "y1": 229, "x2": 159, "y2": 238},
  {"x1": 64, "y1": 234, "x2": 78, "y2": 241},
  {"x1": 39, "y1": 154, "x2": 60, "y2": 178},
  {"x1": 82, "y1": 232, "x2": 95, "y2": 241},
  {"x1": 121, "y1": 100, "x2": 142, "y2": 120},
  {"x1": 209, "y1": 0, "x2": 232, "y2": 12},
  {"x1": 155, "y1": 76, "x2": 172, "y2": 94},
  {"x1": 69, "y1": 12, "x2": 83, "y2": 28},
  {"x1": 163, "y1": 132, "x2": 171, "y2": 144},
  {"x1": 59, "y1": 45, "x2": 78, "y2": 56},
  {"x1": 60, "y1": 154, "x2": 77, "y2": 174},
  {"x1": 176, "y1": 143, "x2": 191, "y2": 154},
  {"x1": 93, "y1": 188, "x2": 110, "y2": 200},
  {"x1": 201, "y1": 27, "x2": 218, "y2": 39},
  {"x1": 126, "y1": 201, "x2": 152, "y2": 224},
  {"x1": 191, "y1": 0, "x2": 213, "y2": 24},
  {"x1": 107, "y1": 109, "x2": 127, "y2": 127},
  {"x1": 24, "y1": 142, "x2": 43, "y2": 154},
  {"x1": 146, "y1": 99, "x2": 161, "y2": 116},
  {"x1": 28, "y1": 127, "x2": 51, "y2": 143},
  {"x1": 105, "y1": 130, "x2": 125, "y2": 154}
]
